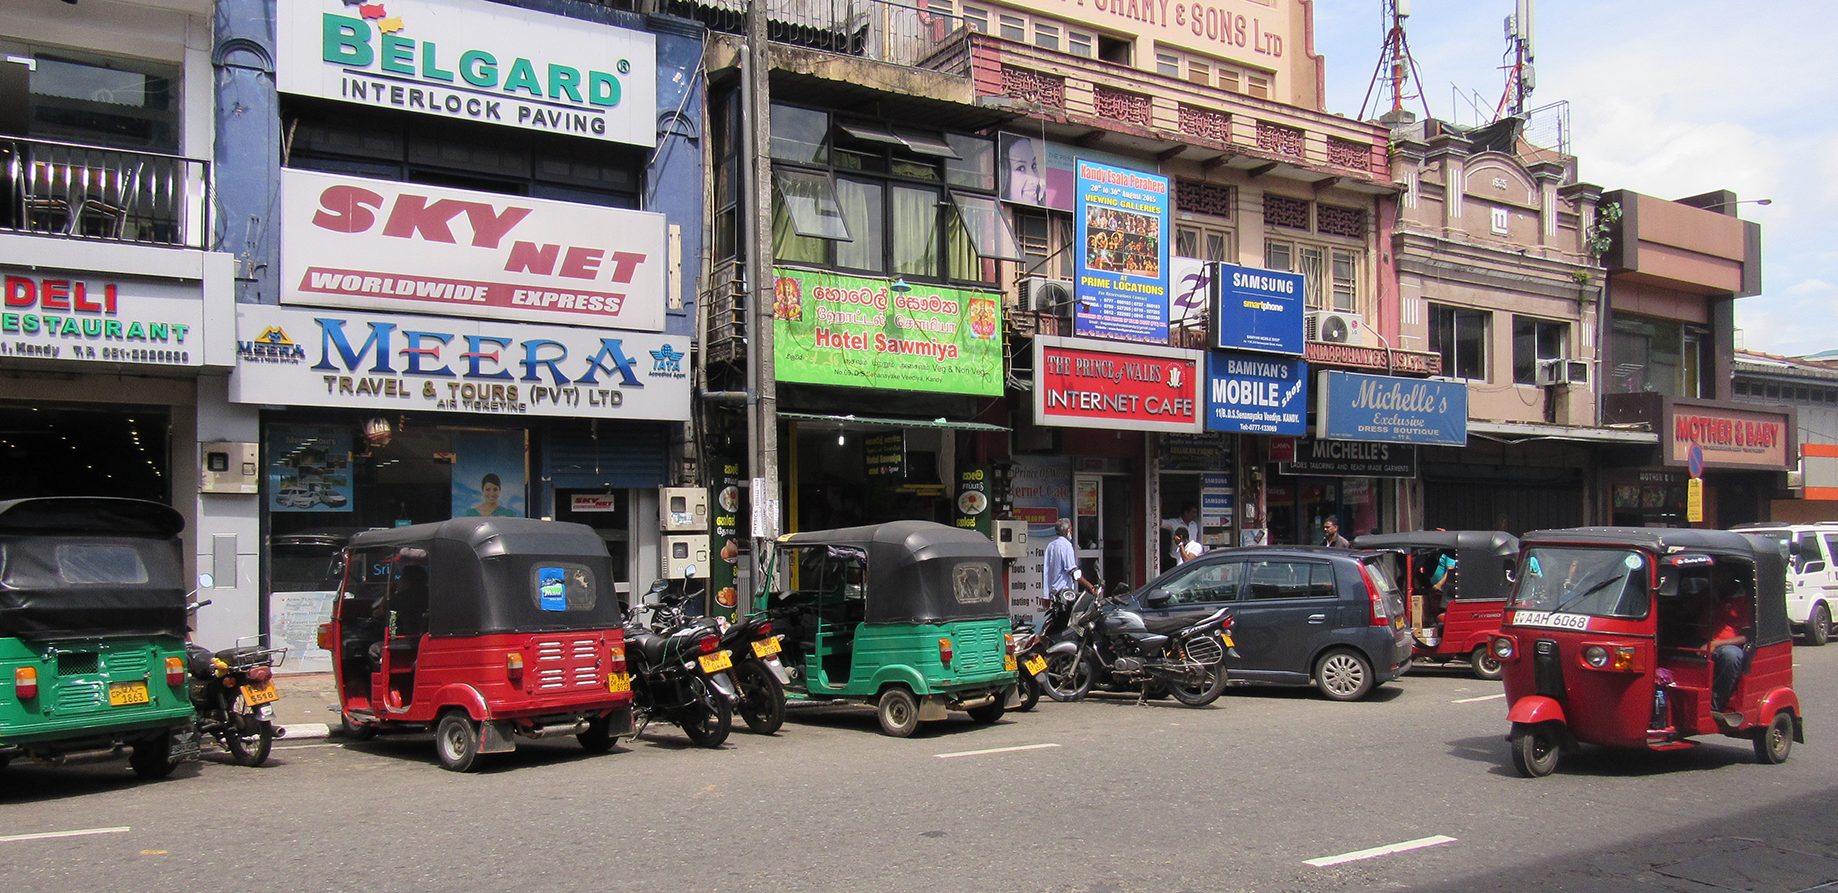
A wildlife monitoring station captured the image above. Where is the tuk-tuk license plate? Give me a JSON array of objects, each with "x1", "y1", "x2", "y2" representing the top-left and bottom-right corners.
[
  {"x1": 108, "y1": 681, "x2": 150, "y2": 707},
  {"x1": 699, "y1": 651, "x2": 733, "y2": 674},
  {"x1": 1004, "y1": 655, "x2": 1017, "y2": 672},
  {"x1": 607, "y1": 672, "x2": 631, "y2": 693},
  {"x1": 751, "y1": 638, "x2": 781, "y2": 658},
  {"x1": 1024, "y1": 655, "x2": 1048, "y2": 676},
  {"x1": 241, "y1": 682, "x2": 280, "y2": 706}
]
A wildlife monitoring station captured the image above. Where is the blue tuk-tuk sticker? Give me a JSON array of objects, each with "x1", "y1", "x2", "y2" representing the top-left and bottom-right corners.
[{"x1": 538, "y1": 566, "x2": 567, "y2": 611}]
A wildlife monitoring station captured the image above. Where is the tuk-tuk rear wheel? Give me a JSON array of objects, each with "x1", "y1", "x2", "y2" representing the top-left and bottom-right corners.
[
  {"x1": 1754, "y1": 710, "x2": 1794, "y2": 764},
  {"x1": 1471, "y1": 646, "x2": 1505, "y2": 681},
  {"x1": 435, "y1": 712, "x2": 484, "y2": 772},
  {"x1": 578, "y1": 715, "x2": 617, "y2": 753},
  {"x1": 1509, "y1": 723, "x2": 1561, "y2": 778},
  {"x1": 129, "y1": 734, "x2": 176, "y2": 780},
  {"x1": 877, "y1": 687, "x2": 921, "y2": 737}
]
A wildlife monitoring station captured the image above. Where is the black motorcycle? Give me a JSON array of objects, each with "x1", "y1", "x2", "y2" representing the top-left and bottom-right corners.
[
  {"x1": 1039, "y1": 589, "x2": 1235, "y2": 707},
  {"x1": 715, "y1": 613, "x2": 790, "y2": 735},
  {"x1": 624, "y1": 583, "x2": 739, "y2": 748},
  {"x1": 185, "y1": 640, "x2": 287, "y2": 766}
]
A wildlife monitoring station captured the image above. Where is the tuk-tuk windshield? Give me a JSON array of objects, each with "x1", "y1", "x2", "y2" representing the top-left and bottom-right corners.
[{"x1": 1510, "y1": 547, "x2": 1650, "y2": 619}]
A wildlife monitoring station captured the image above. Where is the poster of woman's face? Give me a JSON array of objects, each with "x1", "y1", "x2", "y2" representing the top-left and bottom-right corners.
[
  {"x1": 451, "y1": 431, "x2": 527, "y2": 519},
  {"x1": 1000, "y1": 133, "x2": 1047, "y2": 207}
]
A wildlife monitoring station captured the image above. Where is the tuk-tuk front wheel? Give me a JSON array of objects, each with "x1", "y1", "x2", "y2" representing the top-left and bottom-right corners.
[
  {"x1": 1510, "y1": 722, "x2": 1561, "y2": 778},
  {"x1": 1471, "y1": 646, "x2": 1505, "y2": 681},
  {"x1": 877, "y1": 686, "x2": 921, "y2": 737},
  {"x1": 1754, "y1": 710, "x2": 1795, "y2": 764},
  {"x1": 435, "y1": 712, "x2": 484, "y2": 772}
]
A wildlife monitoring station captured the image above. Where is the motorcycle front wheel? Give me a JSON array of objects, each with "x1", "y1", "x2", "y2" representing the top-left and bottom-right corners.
[
  {"x1": 1167, "y1": 664, "x2": 1229, "y2": 707},
  {"x1": 733, "y1": 661, "x2": 786, "y2": 735},
  {"x1": 1040, "y1": 651, "x2": 1094, "y2": 702},
  {"x1": 224, "y1": 700, "x2": 274, "y2": 767}
]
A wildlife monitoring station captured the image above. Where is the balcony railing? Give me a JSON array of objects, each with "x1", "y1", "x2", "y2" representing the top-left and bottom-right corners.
[
  {"x1": 666, "y1": 0, "x2": 973, "y2": 74},
  {"x1": 1, "y1": 136, "x2": 210, "y2": 250}
]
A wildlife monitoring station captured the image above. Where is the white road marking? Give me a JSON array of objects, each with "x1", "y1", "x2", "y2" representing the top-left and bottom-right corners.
[
  {"x1": 276, "y1": 742, "x2": 343, "y2": 750},
  {"x1": 0, "y1": 827, "x2": 131, "y2": 844},
  {"x1": 1453, "y1": 693, "x2": 1506, "y2": 704},
  {"x1": 1306, "y1": 835, "x2": 1457, "y2": 867},
  {"x1": 935, "y1": 743, "x2": 1061, "y2": 759}
]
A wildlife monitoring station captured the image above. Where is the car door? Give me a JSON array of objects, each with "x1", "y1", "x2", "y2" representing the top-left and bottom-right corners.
[
  {"x1": 1820, "y1": 533, "x2": 1838, "y2": 612},
  {"x1": 1132, "y1": 558, "x2": 1243, "y2": 634},
  {"x1": 1232, "y1": 557, "x2": 1338, "y2": 683}
]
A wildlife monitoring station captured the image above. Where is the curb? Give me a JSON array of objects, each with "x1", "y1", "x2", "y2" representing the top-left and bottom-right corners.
[{"x1": 283, "y1": 722, "x2": 332, "y2": 741}]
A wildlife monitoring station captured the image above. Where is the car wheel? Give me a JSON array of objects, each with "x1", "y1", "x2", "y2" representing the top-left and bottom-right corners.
[
  {"x1": 434, "y1": 712, "x2": 484, "y2": 772},
  {"x1": 876, "y1": 686, "x2": 921, "y2": 737},
  {"x1": 1471, "y1": 645, "x2": 1505, "y2": 681},
  {"x1": 1754, "y1": 710, "x2": 1794, "y2": 764},
  {"x1": 129, "y1": 733, "x2": 177, "y2": 779},
  {"x1": 1315, "y1": 649, "x2": 1375, "y2": 701},
  {"x1": 1510, "y1": 722, "x2": 1561, "y2": 777},
  {"x1": 1806, "y1": 604, "x2": 1831, "y2": 647}
]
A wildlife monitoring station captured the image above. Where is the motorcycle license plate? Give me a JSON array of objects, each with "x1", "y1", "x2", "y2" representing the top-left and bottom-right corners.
[
  {"x1": 1221, "y1": 632, "x2": 1235, "y2": 648},
  {"x1": 1024, "y1": 655, "x2": 1048, "y2": 677},
  {"x1": 240, "y1": 682, "x2": 280, "y2": 706},
  {"x1": 699, "y1": 651, "x2": 733, "y2": 673},
  {"x1": 108, "y1": 681, "x2": 150, "y2": 707},
  {"x1": 607, "y1": 672, "x2": 631, "y2": 693},
  {"x1": 751, "y1": 637, "x2": 781, "y2": 658},
  {"x1": 1004, "y1": 655, "x2": 1017, "y2": 672}
]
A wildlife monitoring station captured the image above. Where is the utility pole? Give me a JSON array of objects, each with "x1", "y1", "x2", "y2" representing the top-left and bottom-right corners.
[{"x1": 742, "y1": 0, "x2": 780, "y2": 599}]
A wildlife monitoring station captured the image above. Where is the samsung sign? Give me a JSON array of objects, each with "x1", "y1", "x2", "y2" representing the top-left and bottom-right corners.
[
  {"x1": 277, "y1": 0, "x2": 658, "y2": 146},
  {"x1": 1210, "y1": 262, "x2": 1305, "y2": 356},
  {"x1": 1317, "y1": 370, "x2": 1468, "y2": 446}
]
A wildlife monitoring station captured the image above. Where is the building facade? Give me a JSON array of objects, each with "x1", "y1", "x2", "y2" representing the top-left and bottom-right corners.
[{"x1": 1734, "y1": 350, "x2": 1838, "y2": 522}]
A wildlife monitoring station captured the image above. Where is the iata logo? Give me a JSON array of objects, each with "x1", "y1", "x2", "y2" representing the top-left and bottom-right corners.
[
  {"x1": 238, "y1": 325, "x2": 308, "y2": 364},
  {"x1": 649, "y1": 343, "x2": 686, "y2": 379}
]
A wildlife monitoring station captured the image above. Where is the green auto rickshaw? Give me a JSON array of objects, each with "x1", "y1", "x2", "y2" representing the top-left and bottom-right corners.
[
  {"x1": 760, "y1": 521, "x2": 1016, "y2": 737},
  {"x1": 0, "y1": 498, "x2": 200, "y2": 778}
]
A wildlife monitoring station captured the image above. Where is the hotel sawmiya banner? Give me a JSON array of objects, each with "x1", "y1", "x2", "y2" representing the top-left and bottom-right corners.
[
  {"x1": 770, "y1": 268, "x2": 1003, "y2": 397},
  {"x1": 1074, "y1": 161, "x2": 1170, "y2": 344}
]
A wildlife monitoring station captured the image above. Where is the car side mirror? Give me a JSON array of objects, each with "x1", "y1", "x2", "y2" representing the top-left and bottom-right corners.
[
  {"x1": 1144, "y1": 592, "x2": 1173, "y2": 609},
  {"x1": 1656, "y1": 568, "x2": 1680, "y2": 599}
]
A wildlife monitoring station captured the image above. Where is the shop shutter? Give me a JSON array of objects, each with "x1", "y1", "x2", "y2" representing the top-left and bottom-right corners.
[{"x1": 545, "y1": 424, "x2": 667, "y2": 489}]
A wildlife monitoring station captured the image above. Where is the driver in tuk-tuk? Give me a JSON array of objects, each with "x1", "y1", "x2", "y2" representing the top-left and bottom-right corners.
[{"x1": 1706, "y1": 563, "x2": 1753, "y2": 722}]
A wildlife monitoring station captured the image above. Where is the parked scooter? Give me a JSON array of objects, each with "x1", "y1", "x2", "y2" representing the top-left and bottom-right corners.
[
  {"x1": 1041, "y1": 588, "x2": 1235, "y2": 707},
  {"x1": 1009, "y1": 616, "x2": 1041, "y2": 712},
  {"x1": 184, "y1": 633, "x2": 287, "y2": 766},
  {"x1": 624, "y1": 582, "x2": 739, "y2": 747}
]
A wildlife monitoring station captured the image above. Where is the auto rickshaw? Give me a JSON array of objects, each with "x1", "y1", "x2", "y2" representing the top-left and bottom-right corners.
[
  {"x1": 1493, "y1": 527, "x2": 1803, "y2": 777},
  {"x1": 1355, "y1": 530, "x2": 1517, "y2": 679},
  {"x1": 317, "y1": 518, "x2": 635, "y2": 771},
  {"x1": 0, "y1": 497, "x2": 200, "y2": 778},
  {"x1": 759, "y1": 521, "x2": 1015, "y2": 737}
]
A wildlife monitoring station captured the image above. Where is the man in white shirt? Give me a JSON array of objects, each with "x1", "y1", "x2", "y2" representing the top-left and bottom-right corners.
[
  {"x1": 1173, "y1": 526, "x2": 1204, "y2": 564},
  {"x1": 1160, "y1": 503, "x2": 1200, "y2": 565}
]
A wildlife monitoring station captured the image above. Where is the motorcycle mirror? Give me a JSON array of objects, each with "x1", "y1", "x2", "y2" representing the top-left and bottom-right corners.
[{"x1": 197, "y1": 572, "x2": 215, "y2": 589}]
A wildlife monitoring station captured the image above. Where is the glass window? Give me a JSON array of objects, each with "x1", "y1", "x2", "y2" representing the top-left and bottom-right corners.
[
  {"x1": 1246, "y1": 71, "x2": 1272, "y2": 98},
  {"x1": 838, "y1": 119, "x2": 905, "y2": 147},
  {"x1": 1296, "y1": 244, "x2": 1325, "y2": 309},
  {"x1": 1264, "y1": 239, "x2": 1293, "y2": 273},
  {"x1": 531, "y1": 563, "x2": 598, "y2": 612},
  {"x1": 1245, "y1": 560, "x2": 1335, "y2": 600},
  {"x1": 1611, "y1": 316, "x2": 1682, "y2": 395},
  {"x1": 55, "y1": 543, "x2": 149, "y2": 584},
  {"x1": 1034, "y1": 22, "x2": 1060, "y2": 50},
  {"x1": 769, "y1": 104, "x2": 829, "y2": 164},
  {"x1": 1330, "y1": 248, "x2": 1358, "y2": 311},
  {"x1": 1682, "y1": 327, "x2": 1706, "y2": 398},
  {"x1": 961, "y1": 4, "x2": 989, "y2": 31},
  {"x1": 1432, "y1": 304, "x2": 1490, "y2": 381},
  {"x1": 834, "y1": 178, "x2": 885, "y2": 272},
  {"x1": 1511, "y1": 547, "x2": 1649, "y2": 619},
  {"x1": 773, "y1": 169, "x2": 851, "y2": 240},
  {"x1": 1176, "y1": 223, "x2": 1230, "y2": 262},
  {"x1": 892, "y1": 184, "x2": 941, "y2": 276},
  {"x1": 943, "y1": 133, "x2": 995, "y2": 190},
  {"x1": 1068, "y1": 31, "x2": 1095, "y2": 58},
  {"x1": 1157, "y1": 52, "x2": 1181, "y2": 77},
  {"x1": 1188, "y1": 60, "x2": 1211, "y2": 86},
  {"x1": 1513, "y1": 317, "x2": 1570, "y2": 385},
  {"x1": 949, "y1": 192, "x2": 1021, "y2": 260},
  {"x1": 6, "y1": 44, "x2": 182, "y2": 151},
  {"x1": 999, "y1": 14, "x2": 1026, "y2": 41},
  {"x1": 1158, "y1": 560, "x2": 1242, "y2": 605},
  {"x1": 1217, "y1": 67, "x2": 1242, "y2": 94},
  {"x1": 892, "y1": 128, "x2": 960, "y2": 158}
]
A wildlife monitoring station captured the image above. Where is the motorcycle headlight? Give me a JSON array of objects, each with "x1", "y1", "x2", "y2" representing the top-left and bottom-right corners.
[{"x1": 1582, "y1": 645, "x2": 1609, "y2": 668}]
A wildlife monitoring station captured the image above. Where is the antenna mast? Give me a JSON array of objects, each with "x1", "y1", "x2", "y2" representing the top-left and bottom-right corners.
[
  {"x1": 1360, "y1": 0, "x2": 1430, "y2": 124},
  {"x1": 1496, "y1": 0, "x2": 1536, "y2": 119}
]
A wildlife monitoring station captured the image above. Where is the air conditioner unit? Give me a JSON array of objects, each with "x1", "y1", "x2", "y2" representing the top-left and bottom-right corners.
[
  {"x1": 1019, "y1": 277, "x2": 1075, "y2": 317},
  {"x1": 1305, "y1": 310, "x2": 1371, "y2": 346},
  {"x1": 1534, "y1": 358, "x2": 1590, "y2": 387}
]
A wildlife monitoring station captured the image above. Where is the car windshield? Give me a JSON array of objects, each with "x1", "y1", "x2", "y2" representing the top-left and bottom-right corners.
[{"x1": 1510, "y1": 547, "x2": 1650, "y2": 619}]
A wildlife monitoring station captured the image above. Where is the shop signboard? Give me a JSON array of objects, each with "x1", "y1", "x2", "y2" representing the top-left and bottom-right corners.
[
  {"x1": 1010, "y1": 455, "x2": 1073, "y2": 627},
  {"x1": 1200, "y1": 470, "x2": 1233, "y2": 535},
  {"x1": 1664, "y1": 401, "x2": 1792, "y2": 470},
  {"x1": 1210, "y1": 262, "x2": 1305, "y2": 355},
  {"x1": 997, "y1": 134, "x2": 1137, "y2": 212},
  {"x1": 450, "y1": 431, "x2": 526, "y2": 518},
  {"x1": 1160, "y1": 431, "x2": 1231, "y2": 470},
  {"x1": 1317, "y1": 370, "x2": 1467, "y2": 446},
  {"x1": 0, "y1": 268, "x2": 223, "y2": 368},
  {"x1": 1073, "y1": 161, "x2": 1170, "y2": 343},
  {"x1": 977, "y1": 0, "x2": 1300, "y2": 79},
  {"x1": 1277, "y1": 438, "x2": 1418, "y2": 478},
  {"x1": 769, "y1": 268, "x2": 1003, "y2": 397},
  {"x1": 1203, "y1": 351, "x2": 1307, "y2": 436},
  {"x1": 230, "y1": 304, "x2": 691, "y2": 421},
  {"x1": 281, "y1": 170, "x2": 667, "y2": 331},
  {"x1": 276, "y1": 0, "x2": 657, "y2": 146},
  {"x1": 954, "y1": 465, "x2": 992, "y2": 536},
  {"x1": 1169, "y1": 256, "x2": 1211, "y2": 339},
  {"x1": 1032, "y1": 336, "x2": 1201, "y2": 433},
  {"x1": 864, "y1": 431, "x2": 906, "y2": 480}
]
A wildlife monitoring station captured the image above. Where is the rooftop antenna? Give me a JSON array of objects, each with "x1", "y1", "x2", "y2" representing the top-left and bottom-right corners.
[
  {"x1": 1495, "y1": 0, "x2": 1536, "y2": 119},
  {"x1": 1360, "y1": 0, "x2": 1432, "y2": 125}
]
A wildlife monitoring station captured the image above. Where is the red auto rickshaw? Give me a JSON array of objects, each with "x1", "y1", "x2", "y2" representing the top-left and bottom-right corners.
[
  {"x1": 1492, "y1": 527, "x2": 1802, "y2": 777},
  {"x1": 1356, "y1": 530, "x2": 1517, "y2": 679},
  {"x1": 317, "y1": 518, "x2": 634, "y2": 771}
]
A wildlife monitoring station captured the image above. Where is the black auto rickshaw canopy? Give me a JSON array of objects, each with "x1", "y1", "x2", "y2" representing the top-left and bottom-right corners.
[
  {"x1": 0, "y1": 497, "x2": 188, "y2": 640},
  {"x1": 1355, "y1": 530, "x2": 1519, "y2": 599},
  {"x1": 775, "y1": 521, "x2": 1004, "y2": 625},
  {"x1": 1518, "y1": 526, "x2": 1790, "y2": 647},
  {"x1": 344, "y1": 517, "x2": 621, "y2": 637}
]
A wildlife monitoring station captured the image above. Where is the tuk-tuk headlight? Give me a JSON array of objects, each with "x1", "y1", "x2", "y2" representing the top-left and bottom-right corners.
[
  {"x1": 1583, "y1": 645, "x2": 1610, "y2": 668},
  {"x1": 1491, "y1": 637, "x2": 1514, "y2": 660}
]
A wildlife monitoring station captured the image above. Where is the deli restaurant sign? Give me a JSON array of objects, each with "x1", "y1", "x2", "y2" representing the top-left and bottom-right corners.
[
  {"x1": 282, "y1": 170, "x2": 667, "y2": 331},
  {"x1": 1666, "y1": 402, "x2": 1792, "y2": 470}
]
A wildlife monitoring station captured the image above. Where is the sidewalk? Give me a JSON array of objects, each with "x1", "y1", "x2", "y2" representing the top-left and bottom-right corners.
[{"x1": 273, "y1": 671, "x2": 342, "y2": 740}]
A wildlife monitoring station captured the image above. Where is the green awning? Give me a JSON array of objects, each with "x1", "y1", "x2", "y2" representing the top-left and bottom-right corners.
[{"x1": 779, "y1": 412, "x2": 1008, "y2": 433}]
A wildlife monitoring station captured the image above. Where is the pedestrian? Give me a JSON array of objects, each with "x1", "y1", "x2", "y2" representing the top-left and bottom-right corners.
[
  {"x1": 1173, "y1": 526, "x2": 1204, "y2": 564},
  {"x1": 1041, "y1": 517, "x2": 1096, "y2": 628},
  {"x1": 1160, "y1": 503, "x2": 1200, "y2": 564},
  {"x1": 1321, "y1": 515, "x2": 1351, "y2": 549}
]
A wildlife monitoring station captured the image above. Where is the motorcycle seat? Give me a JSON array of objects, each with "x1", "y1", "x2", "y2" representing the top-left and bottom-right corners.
[
  {"x1": 1128, "y1": 633, "x2": 1171, "y2": 651},
  {"x1": 186, "y1": 644, "x2": 217, "y2": 679},
  {"x1": 625, "y1": 627, "x2": 671, "y2": 665}
]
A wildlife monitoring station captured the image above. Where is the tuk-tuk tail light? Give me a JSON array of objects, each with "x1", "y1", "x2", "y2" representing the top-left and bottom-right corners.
[
  {"x1": 164, "y1": 656, "x2": 185, "y2": 687},
  {"x1": 939, "y1": 637, "x2": 953, "y2": 666},
  {"x1": 14, "y1": 666, "x2": 37, "y2": 699},
  {"x1": 507, "y1": 651, "x2": 525, "y2": 685},
  {"x1": 609, "y1": 642, "x2": 627, "y2": 672},
  {"x1": 1004, "y1": 633, "x2": 1016, "y2": 655},
  {"x1": 697, "y1": 635, "x2": 719, "y2": 655}
]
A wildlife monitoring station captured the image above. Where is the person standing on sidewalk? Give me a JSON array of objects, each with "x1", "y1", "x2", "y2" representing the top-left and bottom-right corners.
[
  {"x1": 1042, "y1": 518, "x2": 1097, "y2": 628},
  {"x1": 1321, "y1": 515, "x2": 1351, "y2": 549}
]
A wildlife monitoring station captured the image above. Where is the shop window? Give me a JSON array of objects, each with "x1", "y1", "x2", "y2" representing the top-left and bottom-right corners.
[
  {"x1": 833, "y1": 178, "x2": 886, "y2": 271},
  {"x1": 949, "y1": 192, "x2": 1021, "y2": 261},
  {"x1": 770, "y1": 103, "x2": 830, "y2": 164},
  {"x1": 1432, "y1": 304, "x2": 1490, "y2": 381},
  {"x1": 773, "y1": 168, "x2": 851, "y2": 240},
  {"x1": 1512, "y1": 317, "x2": 1570, "y2": 385},
  {"x1": 1217, "y1": 67, "x2": 1242, "y2": 94},
  {"x1": 1015, "y1": 208, "x2": 1073, "y2": 279},
  {"x1": 1175, "y1": 222, "x2": 1231, "y2": 261},
  {"x1": 1246, "y1": 71, "x2": 1272, "y2": 98},
  {"x1": 943, "y1": 133, "x2": 995, "y2": 191},
  {"x1": 1188, "y1": 60, "x2": 1211, "y2": 86},
  {"x1": 1329, "y1": 248, "x2": 1358, "y2": 311},
  {"x1": 892, "y1": 184, "x2": 942, "y2": 276},
  {"x1": 1610, "y1": 316, "x2": 1693, "y2": 396}
]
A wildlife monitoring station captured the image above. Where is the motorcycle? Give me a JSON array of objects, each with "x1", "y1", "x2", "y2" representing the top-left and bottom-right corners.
[
  {"x1": 1009, "y1": 615, "x2": 1041, "y2": 712},
  {"x1": 624, "y1": 582, "x2": 740, "y2": 748},
  {"x1": 644, "y1": 580, "x2": 790, "y2": 736},
  {"x1": 184, "y1": 637, "x2": 288, "y2": 766},
  {"x1": 1040, "y1": 588, "x2": 1236, "y2": 707}
]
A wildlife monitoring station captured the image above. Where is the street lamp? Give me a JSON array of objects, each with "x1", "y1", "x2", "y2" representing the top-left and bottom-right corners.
[{"x1": 1698, "y1": 198, "x2": 1772, "y2": 211}]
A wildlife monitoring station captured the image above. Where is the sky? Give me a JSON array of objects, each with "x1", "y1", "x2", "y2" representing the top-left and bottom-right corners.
[{"x1": 1310, "y1": 0, "x2": 1835, "y2": 358}]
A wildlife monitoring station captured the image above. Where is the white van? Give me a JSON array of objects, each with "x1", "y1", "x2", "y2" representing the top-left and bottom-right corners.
[{"x1": 1734, "y1": 522, "x2": 1838, "y2": 645}]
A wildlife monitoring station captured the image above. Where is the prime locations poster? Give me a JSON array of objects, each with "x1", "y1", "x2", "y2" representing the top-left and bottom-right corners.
[{"x1": 1074, "y1": 161, "x2": 1170, "y2": 344}]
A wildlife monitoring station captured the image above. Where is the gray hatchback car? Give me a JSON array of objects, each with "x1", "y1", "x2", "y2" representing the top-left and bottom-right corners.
[{"x1": 1127, "y1": 546, "x2": 1412, "y2": 701}]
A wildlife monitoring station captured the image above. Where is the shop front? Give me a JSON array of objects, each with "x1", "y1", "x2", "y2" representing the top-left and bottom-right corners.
[
  {"x1": 1296, "y1": 370, "x2": 1469, "y2": 544},
  {"x1": 1603, "y1": 393, "x2": 1794, "y2": 528}
]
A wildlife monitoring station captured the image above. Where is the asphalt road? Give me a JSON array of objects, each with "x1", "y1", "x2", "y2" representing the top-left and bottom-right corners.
[{"x1": 6, "y1": 649, "x2": 1838, "y2": 893}]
